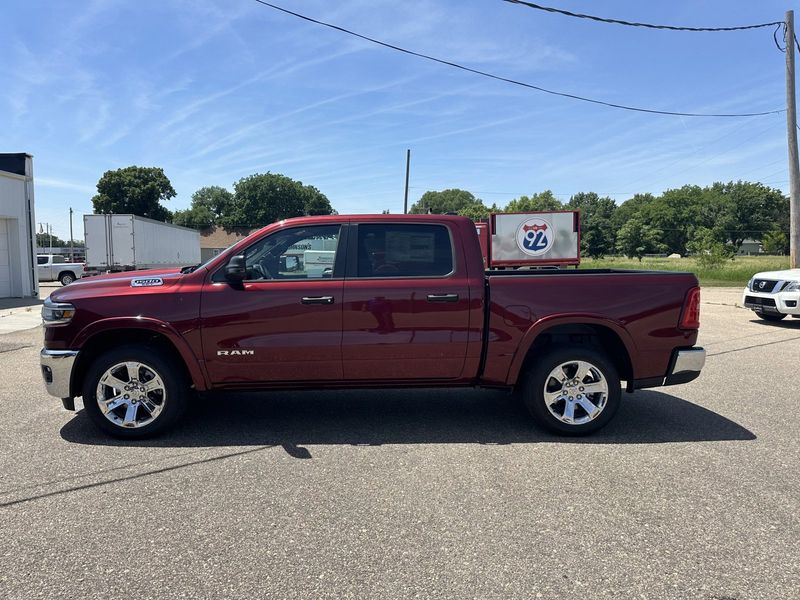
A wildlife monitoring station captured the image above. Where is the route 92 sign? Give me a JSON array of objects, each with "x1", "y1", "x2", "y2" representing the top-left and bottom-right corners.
[
  {"x1": 489, "y1": 211, "x2": 580, "y2": 267},
  {"x1": 516, "y1": 217, "x2": 554, "y2": 256}
]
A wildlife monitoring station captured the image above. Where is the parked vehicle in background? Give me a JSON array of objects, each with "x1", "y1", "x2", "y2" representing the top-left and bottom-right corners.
[
  {"x1": 742, "y1": 269, "x2": 800, "y2": 321},
  {"x1": 83, "y1": 214, "x2": 200, "y2": 276},
  {"x1": 36, "y1": 254, "x2": 84, "y2": 285},
  {"x1": 40, "y1": 214, "x2": 705, "y2": 439}
]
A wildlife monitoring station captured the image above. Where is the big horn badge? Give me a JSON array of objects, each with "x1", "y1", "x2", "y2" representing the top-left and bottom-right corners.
[{"x1": 516, "y1": 218, "x2": 555, "y2": 256}]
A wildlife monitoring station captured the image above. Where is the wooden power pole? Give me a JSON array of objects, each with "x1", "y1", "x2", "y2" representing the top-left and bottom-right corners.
[
  {"x1": 403, "y1": 149, "x2": 411, "y2": 214},
  {"x1": 787, "y1": 10, "x2": 800, "y2": 268}
]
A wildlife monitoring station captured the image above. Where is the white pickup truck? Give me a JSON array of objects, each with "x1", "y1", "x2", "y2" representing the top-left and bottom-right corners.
[
  {"x1": 742, "y1": 268, "x2": 800, "y2": 321},
  {"x1": 37, "y1": 255, "x2": 84, "y2": 286}
]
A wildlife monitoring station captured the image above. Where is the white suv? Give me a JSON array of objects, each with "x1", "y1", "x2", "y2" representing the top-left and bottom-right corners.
[{"x1": 742, "y1": 269, "x2": 800, "y2": 321}]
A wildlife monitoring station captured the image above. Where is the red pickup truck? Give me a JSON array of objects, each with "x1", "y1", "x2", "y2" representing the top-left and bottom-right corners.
[{"x1": 40, "y1": 214, "x2": 705, "y2": 438}]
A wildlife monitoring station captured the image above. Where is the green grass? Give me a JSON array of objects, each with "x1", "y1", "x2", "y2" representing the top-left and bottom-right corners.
[{"x1": 579, "y1": 255, "x2": 791, "y2": 287}]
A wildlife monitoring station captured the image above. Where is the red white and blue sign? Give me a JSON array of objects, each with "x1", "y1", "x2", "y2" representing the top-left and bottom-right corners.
[{"x1": 516, "y1": 218, "x2": 555, "y2": 256}]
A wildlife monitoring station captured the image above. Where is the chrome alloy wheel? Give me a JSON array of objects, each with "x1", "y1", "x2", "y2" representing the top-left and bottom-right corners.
[
  {"x1": 96, "y1": 361, "x2": 167, "y2": 428},
  {"x1": 542, "y1": 360, "x2": 609, "y2": 425}
]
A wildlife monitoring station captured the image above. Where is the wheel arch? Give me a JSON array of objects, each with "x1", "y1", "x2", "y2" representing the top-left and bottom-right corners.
[
  {"x1": 508, "y1": 317, "x2": 636, "y2": 390},
  {"x1": 70, "y1": 319, "x2": 208, "y2": 397}
]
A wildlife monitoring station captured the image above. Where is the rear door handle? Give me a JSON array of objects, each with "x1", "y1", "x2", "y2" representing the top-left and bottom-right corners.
[
  {"x1": 301, "y1": 296, "x2": 334, "y2": 305},
  {"x1": 427, "y1": 293, "x2": 459, "y2": 303}
]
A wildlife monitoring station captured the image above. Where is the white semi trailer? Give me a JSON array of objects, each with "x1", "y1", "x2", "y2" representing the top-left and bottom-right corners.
[{"x1": 84, "y1": 214, "x2": 200, "y2": 275}]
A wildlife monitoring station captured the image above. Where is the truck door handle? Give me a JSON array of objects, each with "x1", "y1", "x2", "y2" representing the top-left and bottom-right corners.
[
  {"x1": 427, "y1": 293, "x2": 459, "y2": 303},
  {"x1": 301, "y1": 296, "x2": 335, "y2": 305}
]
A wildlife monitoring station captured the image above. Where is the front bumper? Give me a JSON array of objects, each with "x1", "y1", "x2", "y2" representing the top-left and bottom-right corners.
[
  {"x1": 633, "y1": 347, "x2": 706, "y2": 389},
  {"x1": 40, "y1": 348, "x2": 78, "y2": 400},
  {"x1": 742, "y1": 289, "x2": 800, "y2": 316}
]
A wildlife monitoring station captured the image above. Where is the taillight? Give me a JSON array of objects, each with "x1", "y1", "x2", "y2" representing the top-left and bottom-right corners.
[{"x1": 680, "y1": 286, "x2": 701, "y2": 329}]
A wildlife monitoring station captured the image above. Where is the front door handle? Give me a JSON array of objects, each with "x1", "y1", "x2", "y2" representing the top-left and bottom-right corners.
[
  {"x1": 427, "y1": 293, "x2": 459, "y2": 303},
  {"x1": 301, "y1": 296, "x2": 335, "y2": 305}
]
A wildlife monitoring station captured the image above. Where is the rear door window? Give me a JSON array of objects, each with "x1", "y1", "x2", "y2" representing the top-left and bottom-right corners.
[{"x1": 355, "y1": 224, "x2": 453, "y2": 278}]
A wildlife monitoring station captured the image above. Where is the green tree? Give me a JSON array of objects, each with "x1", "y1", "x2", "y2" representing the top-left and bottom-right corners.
[
  {"x1": 611, "y1": 193, "x2": 656, "y2": 232},
  {"x1": 504, "y1": 190, "x2": 563, "y2": 212},
  {"x1": 761, "y1": 229, "x2": 789, "y2": 255},
  {"x1": 566, "y1": 192, "x2": 617, "y2": 258},
  {"x1": 303, "y1": 189, "x2": 334, "y2": 215},
  {"x1": 615, "y1": 218, "x2": 666, "y2": 261},
  {"x1": 409, "y1": 189, "x2": 483, "y2": 214},
  {"x1": 91, "y1": 166, "x2": 175, "y2": 221},
  {"x1": 710, "y1": 181, "x2": 789, "y2": 249},
  {"x1": 687, "y1": 227, "x2": 734, "y2": 269},
  {"x1": 220, "y1": 172, "x2": 332, "y2": 228},
  {"x1": 173, "y1": 186, "x2": 233, "y2": 229},
  {"x1": 457, "y1": 202, "x2": 501, "y2": 221},
  {"x1": 36, "y1": 232, "x2": 68, "y2": 247}
]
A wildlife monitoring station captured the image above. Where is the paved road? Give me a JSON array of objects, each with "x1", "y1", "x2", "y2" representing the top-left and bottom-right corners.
[{"x1": 1, "y1": 288, "x2": 798, "y2": 599}]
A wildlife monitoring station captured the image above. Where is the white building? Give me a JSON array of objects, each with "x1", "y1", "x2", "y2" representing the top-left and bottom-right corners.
[{"x1": 0, "y1": 154, "x2": 38, "y2": 298}]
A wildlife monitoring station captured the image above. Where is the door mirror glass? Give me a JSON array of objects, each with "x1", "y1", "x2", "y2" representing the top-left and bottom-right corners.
[{"x1": 225, "y1": 255, "x2": 246, "y2": 283}]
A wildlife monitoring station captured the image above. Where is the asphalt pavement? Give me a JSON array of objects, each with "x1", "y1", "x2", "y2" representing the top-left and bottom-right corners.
[{"x1": 1, "y1": 287, "x2": 798, "y2": 599}]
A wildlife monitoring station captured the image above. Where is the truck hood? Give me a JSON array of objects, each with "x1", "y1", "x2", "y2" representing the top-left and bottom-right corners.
[
  {"x1": 48, "y1": 268, "x2": 186, "y2": 302},
  {"x1": 751, "y1": 268, "x2": 800, "y2": 282}
]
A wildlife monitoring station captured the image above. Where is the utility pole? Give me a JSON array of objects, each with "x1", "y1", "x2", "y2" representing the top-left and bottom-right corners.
[
  {"x1": 787, "y1": 10, "x2": 800, "y2": 268},
  {"x1": 69, "y1": 207, "x2": 74, "y2": 262},
  {"x1": 403, "y1": 149, "x2": 411, "y2": 214}
]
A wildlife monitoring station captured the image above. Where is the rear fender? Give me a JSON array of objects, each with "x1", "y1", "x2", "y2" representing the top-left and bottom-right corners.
[{"x1": 506, "y1": 314, "x2": 638, "y2": 385}]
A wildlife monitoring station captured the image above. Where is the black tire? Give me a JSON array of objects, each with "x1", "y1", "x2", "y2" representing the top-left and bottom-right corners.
[
  {"x1": 59, "y1": 272, "x2": 76, "y2": 286},
  {"x1": 81, "y1": 344, "x2": 189, "y2": 439},
  {"x1": 755, "y1": 311, "x2": 786, "y2": 322},
  {"x1": 520, "y1": 345, "x2": 621, "y2": 436}
]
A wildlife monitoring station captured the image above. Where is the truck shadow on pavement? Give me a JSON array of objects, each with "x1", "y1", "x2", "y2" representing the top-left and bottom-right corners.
[{"x1": 60, "y1": 388, "x2": 755, "y2": 453}]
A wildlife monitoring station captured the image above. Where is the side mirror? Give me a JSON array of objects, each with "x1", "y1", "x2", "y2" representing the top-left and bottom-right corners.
[{"x1": 225, "y1": 255, "x2": 246, "y2": 283}]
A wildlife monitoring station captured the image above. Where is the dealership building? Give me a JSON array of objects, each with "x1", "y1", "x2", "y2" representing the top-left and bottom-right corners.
[{"x1": 0, "y1": 153, "x2": 38, "y2": 298}]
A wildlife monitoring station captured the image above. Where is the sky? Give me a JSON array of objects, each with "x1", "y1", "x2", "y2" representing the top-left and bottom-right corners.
[{"x1": 1, "y1": 0, "x2": 795, "y2": 240}]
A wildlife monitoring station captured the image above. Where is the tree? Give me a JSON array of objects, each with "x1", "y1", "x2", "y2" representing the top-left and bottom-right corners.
[
  {"x1": 762, "y1": 229, "x2": 789, "y2": 255},
  {"x1": 220, "y1": 172, "x2": 332, "y2": 228},
  {"x1": 504, "y1": 190, "x2": 563, "y2": 212},
  {"x1": 458, "y1": 202, "x2": 501, "y2": 221},
  {"x1": 687, "y1": 227, "x2": 734, "y2": 269},
  {"x1": 36, "y1": 232, "x2": 68, "y2": 247},
  {"x1": 173, "y1": 186, "x2": 233, "y2": 229},
  {"x1": 303, "y1": 188, "x2": 334, "y2": 216},
  {"x1": 710, "y1": 181, "x2": 789, "y2": 249},
  {"x1": 566, "y1": 192, "x2": 617, "y2": 258},
  {"x1": 615, "y1": 218, "x2": 666, "y2": 261},
  {"x1": 611, "y1": 193, "x2": 655, "y2": 232},
  {"x1": 92, "y1": 166, "x2": 175, "y2": 222},
  {"x1": 409, "y1": 189, "x2": 483, "y2": 214}
]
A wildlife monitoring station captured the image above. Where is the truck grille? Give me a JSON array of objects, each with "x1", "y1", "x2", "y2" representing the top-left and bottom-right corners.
[{"x1": 751, "y1": 279, "x2": 779, "y2": 293}]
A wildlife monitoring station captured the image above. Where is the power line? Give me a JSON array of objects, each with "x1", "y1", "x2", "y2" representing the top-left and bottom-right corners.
[
  {"x1": 250, "y1": 0, "x2": 784, "y2": 118},
  {"x1": 502, "y1": 0, "x2": 783, "y2": 32}
]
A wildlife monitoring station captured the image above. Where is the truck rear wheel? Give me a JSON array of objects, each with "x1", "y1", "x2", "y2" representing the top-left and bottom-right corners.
[
  {"x1": 81, "y1": 344, "x2": 188, "y2": 439},
  {"x1": 521, "y1": 345, "x2": 621, "y2": 436},
  {"x1": 59, "y1": 272, "x2": 76, "y2": 286}
]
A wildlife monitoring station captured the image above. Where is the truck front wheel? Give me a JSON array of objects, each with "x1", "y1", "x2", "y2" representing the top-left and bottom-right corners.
[
  {"x1": 81, "y1": 345, "x2": 189, "y2": 438},
  {"x1": 521, "y1": 346, "x2": 621, "y2": 436}
]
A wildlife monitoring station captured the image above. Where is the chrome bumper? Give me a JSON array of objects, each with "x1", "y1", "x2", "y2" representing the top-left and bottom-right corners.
[
  {"x1": 665, "y1": 347, "x2": 706, "y2": 385},
  {"x1": 40, "y1": 349, "x2": 78, "y2": 399}
]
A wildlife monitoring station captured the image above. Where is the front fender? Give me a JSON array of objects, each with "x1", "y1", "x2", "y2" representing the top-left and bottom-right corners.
[{"x1": 74, "y1": 317, "x2": 209, "y2": 391}]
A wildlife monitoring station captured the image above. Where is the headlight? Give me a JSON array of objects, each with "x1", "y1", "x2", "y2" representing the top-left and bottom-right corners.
[
  {"x1": 747, "y1": 277, "x2": 755, "y2": 291},
  {"x1": 785, "y1": 281, "x2": 800, "y2": 292},
  {"x1": 42, "y1": 297, "x2": 76, "y2": 326}
]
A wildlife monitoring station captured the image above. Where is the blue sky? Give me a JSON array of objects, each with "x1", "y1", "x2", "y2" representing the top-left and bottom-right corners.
[{"x1": 1, "y1": 0, "x2": 794, "y2": 239}]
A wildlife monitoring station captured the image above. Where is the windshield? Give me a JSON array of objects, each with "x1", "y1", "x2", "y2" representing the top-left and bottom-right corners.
[{"x1": 181, "y1": 242, "x2": 240, "y2": 273}]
